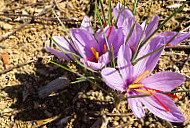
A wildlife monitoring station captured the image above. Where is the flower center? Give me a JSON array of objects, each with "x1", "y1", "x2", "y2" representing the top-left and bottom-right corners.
[
  {"x1": 87, "y1": 25, "x2": 112, "y2": 63},
  {"x1": 128, "y1": 70, "x2": 178, "y2": 112},
  {"x1": 87, "y1": 45, "x2": 108, "y2": 63},
  {"x1": 87, "y1": 47, "x2": 99, "y2": 62}
]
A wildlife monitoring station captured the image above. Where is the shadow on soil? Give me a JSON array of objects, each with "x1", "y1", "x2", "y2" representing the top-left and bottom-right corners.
[{"x1": 1, "y1": 57, "x2": 115, "y2": 127}]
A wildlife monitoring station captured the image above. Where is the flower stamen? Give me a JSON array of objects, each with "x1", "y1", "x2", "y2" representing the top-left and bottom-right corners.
[
  {"x1": 129, "y1": 84, "x2": 144, "y2": 89},
  {"x1": 134, "y1": 89, "x2": 155, "y2": 94},
  {"x1": 133, "y1": 70, "x2": 149, "y2": 84},
  {"x1": 104, "y1": 44, "x2": 107, "y2": 53},
  {"x1": 91, "y1": 47, "x2": 97, "y2": 56},
  {"x1": 95, "y1": 52, "x2": 99, "y2": 60}
]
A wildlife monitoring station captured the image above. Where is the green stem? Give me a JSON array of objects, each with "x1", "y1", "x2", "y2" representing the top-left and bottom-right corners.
[
  {"x1": 72, "y1": 55, "x2": 97, "y2": 73},
  {"x1": 48, "y1": 60, "x2": 109, "y2": 95}
]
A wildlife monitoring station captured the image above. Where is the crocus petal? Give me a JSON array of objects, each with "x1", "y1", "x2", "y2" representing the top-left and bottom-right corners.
[
  {"x1": 144, "y1": 15, "x2": 159, "y2": 40},
  {"x1": 52, "y1": 36, "x2": 75, "y2": 52},
  {"x1": 46, "y1": 47, "x2": 70, "y2": 60},
  {"x1": 113, "y1": 2, "x2": 133, "y2": 27},
  {"x1": 80, "y1": 16, "x2": 93, "y2": 34},
  {"x1": 98, "y1": 25, "x2": 116, "y2": 55},
  {"x1": 101, "y1": 68, "x2": 125, "y2": 92},
  {"x1": 122, "y1": 16, "x2": 144, "y2": 52},
  {"x1": 122, "y1": 16, "x2": 136, "y2": 40},
  {"x1": 98, "y1": 52, "x2": 110, "y2": 65},
  {"x1": 134, "y1": 37, "x2": 164, "y2": 77},
  {"x1": 140, "y1": 71, "x2": 185, "y2": 91},
  {"x1": 128, "y1": 92, "x2": 145, "y2": 118},
  {"x1": 141, "y1": 93, "x2": 185, "y2": 122},
  {"x1": 128, "y1": 21, "x2": 144, "y2": 53},
  {"x1": 111, "y1": 27, "x2": 125, "y2": 56},
  {"x1": 80, "y1": 59, "x2": 103, "y2": 70},
  {"x1": 80, "y1": 52, "x2": 109, "y2": 70},
  {"x1": 70, "y1": 28, "x2": 98, "y2": 59},
  {"x1": 98, "y1": 25, "x2": 124, "y2": 56},
  {"x1": 46, "y1": 36, "x2": 76, "y2": 60},
  {"x1": 117, "y1": 44, "x2": 133, "y2": 83},
  {"x1": 141, "y1": 20, "x2": 146, "y2": 30},
  {"x1": 156, "y1": 31, "x2": 190, "y2": 46}
]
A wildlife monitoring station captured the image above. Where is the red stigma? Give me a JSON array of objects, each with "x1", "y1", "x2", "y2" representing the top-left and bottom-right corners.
[
  {"x1": 87, "y1": 56, "x2": 96, "y2": 61},
  {"x1": 143, "y1": 87, "x2": 178, "y2": 98},
  {"x1": 143, "y1": 86, "x2": 171, "y2": 112},
  {"x1": 107, "y1": 24, "x2": 114, "y2": 40},
  {"x1": 103, "y1": 23, "x2": 106, "y2": 28}
]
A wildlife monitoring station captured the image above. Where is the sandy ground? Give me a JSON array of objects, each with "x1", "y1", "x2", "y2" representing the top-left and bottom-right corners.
[{"x1": 0, "y1": 0, "x2": 190, "y2": 127}]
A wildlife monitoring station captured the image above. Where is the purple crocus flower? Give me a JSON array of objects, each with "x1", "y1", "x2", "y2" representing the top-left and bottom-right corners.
[
  {"x1": 47, "y1": 16, "x2": 124, "y2": 70},
  {"x1": 101, "y1": 43, "x2": 186, "y2": 122},
  {"x1": 113, "y1": 2, "x2": 190, "y2": 52}
]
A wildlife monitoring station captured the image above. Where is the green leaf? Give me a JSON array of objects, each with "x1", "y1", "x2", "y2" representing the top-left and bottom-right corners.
[
  {"x1": 72, "y1": 55, "x2": 97, "y2": 73},
  {"x1": 125, "y1": 20, "x2": 137, "y2": 45},
  {"x1": 50, "y1": 36, "x2": 81, "y2": 59},
  {"x1": 52, "y1": 9, "x2": 77, "y2": 50},
  {"x1": 108, "y1": 0, "x2": 112, "y2": 25},
  {"x1": 99, "y1": 0, "x2": 106, "y2": 24},
  {"x1": 123, "y1": 0, "x2": 126, "y2": 22},
  {"x1": 115, "y1": 3, "x2": 123, "y2": 27},
  {"x1": 133, "y1": 0, "x2": 137, "y2": 15},
  {"x1": 140, "y1": 1, "x2": 188, "y2": 48},
  {"x1": 132, "y1": 32, "x2": 179, "y2": 65}
]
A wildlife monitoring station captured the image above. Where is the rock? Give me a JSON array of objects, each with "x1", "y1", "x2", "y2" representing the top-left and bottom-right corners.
[
  {"x1": 2, "y1": 24, "x2": 13, "y2": 30},
  {"x1": 38, "y1": 75, "x2": 69, "y2": 98}
]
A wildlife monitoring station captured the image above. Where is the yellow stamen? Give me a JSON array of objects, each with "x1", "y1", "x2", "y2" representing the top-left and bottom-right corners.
[
  {"x1": 104, "y1": 44, "x2": 107, "y2": 53},
  {"x1": 129, "y1": 84, "x2": 144, "y2": 89},
  {"x1": 133, "y1": 70, "x2": 149, "y2": 84},
  {"x1": 95, "y1": 52, "x2": 99, "y2": 60},
  {"x1": 134, "y1": 89, "x2": 155, "y2": 94},
  {"x1": 91, "y1": 47, "x2": 97, "y2": 56}
]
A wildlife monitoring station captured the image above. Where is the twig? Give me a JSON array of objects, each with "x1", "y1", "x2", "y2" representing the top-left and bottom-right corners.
[
  {"x1": 0, "y1": 60, "x2": 35, "y2": 75},
  {"x1": 0, "y1": 14, "x2": 82, "y2": 22},
  {"x1": 165, "y1": 45, "x2": 190, "y2": 50},
  {"x1": 106, "y1": 112, "x2": 133, "y2": 117},
  {"x1": 1, "y1": 0, "x2": 48, "y2": 12},
  {"x1": 89, "y1": 111, "x2": 133, "y2": 117},
  {"x1": 0, "y1": 20, "x2": 31, "y2": 42},
  {"x1": 0, "y1": 4, "x2": 53, "y2": 42},
  {"x1": 161, "y1": 52, "x2": 188, "y2": 56},
  {"x1": 34, "y1": 114, "x2": 62, "y2": 128}
]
